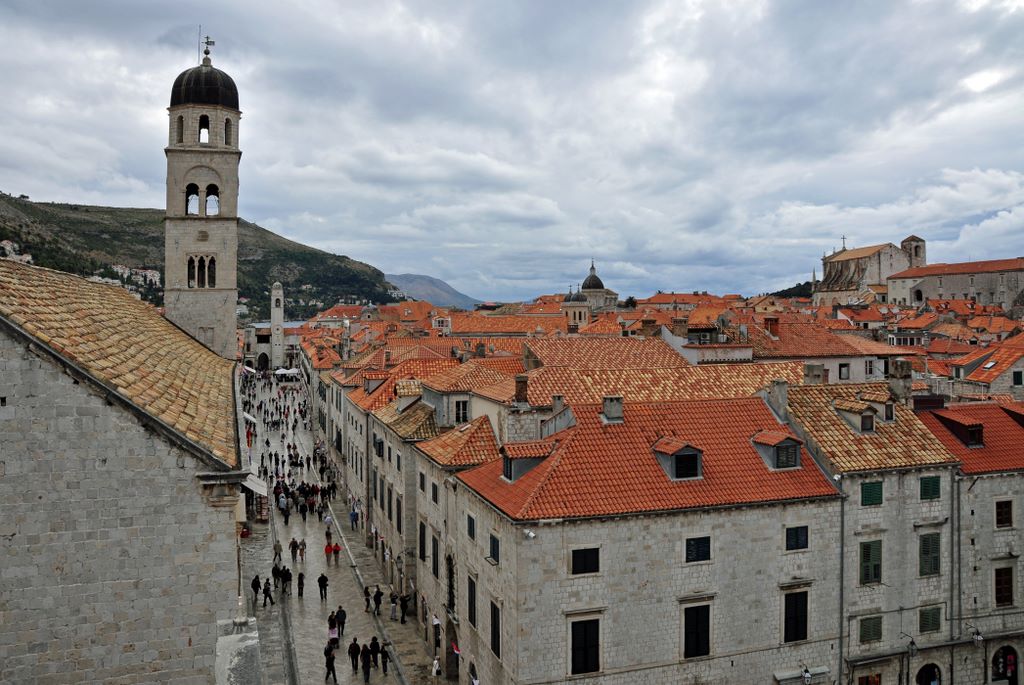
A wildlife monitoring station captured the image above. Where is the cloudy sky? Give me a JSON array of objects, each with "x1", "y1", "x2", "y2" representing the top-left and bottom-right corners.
[{"x1": 2, "y1": 1, "x2": 1024, "y2": 301}]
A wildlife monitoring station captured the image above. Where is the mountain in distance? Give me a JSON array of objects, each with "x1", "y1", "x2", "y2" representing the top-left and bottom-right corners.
[
  {"x1": 386, "y1": 273, "x2": 481, "y2": 309},
  {"x1": 0, "y1": 192, "x2": 393, "y2": 320},
  {"x1": 769, "y1": 281, "x2": 813, "y2": 298}
]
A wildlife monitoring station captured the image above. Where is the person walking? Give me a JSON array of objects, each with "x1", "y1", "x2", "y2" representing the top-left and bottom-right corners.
[
  {"x1": 297, "y1": 572, "x2": 305, "y2": 598},
  {"x1": 347, "y1": 638, "x2": 360, "y2": 673},
  {"x1": 262, "y1": 578, "x2": 274, "y2": 607},
  {"x1": 324, "y1": 542, "x2": 333, "y2": 563},
  {"x1": 272, "y1": 540, "x2": 282, "y2": 563},
  {"x1": 364, "y1": 586, "x2": 371, "y2": 612},
  {"x1": 389, "y1": 591, "x2": 398, "y2": 620},
  {"x1": 250, "y1": 575, "x2": 261, "y2": 606},
  {"x1": 369, "y1": 636, "x2": 381, "y2": 668},
  {"x1": 381, "y1": 644, "x2": 390, "y2": 676},
  {"x1": 318, "y1": 573, "x2": 329, "y2": 601},
  {"x1": 349, "y1": 509, "x2": 358, "y2": 531},
  {"x1": 399, "y1": 593, "x2": 410, "y2": 624},
  {"x1": 373, "y1": 586, "x2": 383, "y2": 615},
  {"x1": 289, "y1": 537, "x2": 299, "y2": 562},
  {"x1": 272, "y1": 563, "x2": 281, "y2": 588},
  {"x1": 299, "y1": 538, "x2": 306, "y2": 562},
  {"x1": 337, "y1": 606, "x2": 346, "y2": 635},
  {"x1": 300, "y1": 501, "x2": 308, "y2": 522},
  {"x1": 323, "y1": 641, "x2": 338, "y2": 684},
  {"x1": 360, "y1": 644, "x2": 372, "y2": 684},
  {"x1": 332, "y1": 542, "x2": 341, "y2": 565}
]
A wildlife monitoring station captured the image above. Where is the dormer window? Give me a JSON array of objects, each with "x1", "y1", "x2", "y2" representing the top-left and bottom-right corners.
[
  {"x1": 752, "y1": 430, "x2": 803, "y2": 469},
  {"x1": 967, "y1": 426, "x2": 983, "y2": 447},
  {"x1": 775, "y1": 443, "x2": 798, "y2": 469},
  {"x1": 674, "y1": 451, "x2": 702, "y2": 479},
  {"x1": 884, "y1": 403, "x2": 895, "y2": 422},
  {"x1": 502, "y1": 456, "x2": 513, "y2": 480},
  {"x1": 861, "y1": 414, "x2": 875, "y2": 432},
  {"x1": 653, "y1": 437, "x2": 703, "y2": 481},
  {"x1": 835, "y1": 399, "x2": 877, "y2": 434}
]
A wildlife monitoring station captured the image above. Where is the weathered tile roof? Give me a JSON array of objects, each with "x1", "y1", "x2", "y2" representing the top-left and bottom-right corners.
[
  {"x1": 825, "y1": 243, "x2": 889, "y2": 261},
  {"x1": 350, "y1": 358, "x2": 461, "y2": 411},
  {"x1": 745, "y1": 322, "x2": 865, "y2": 359},
  {"x1": 525, "y1": 337, "x2": 688, "y2": 369},
  {"x1": 416, "y1": 415, "x2": 499, "y2": 467},
  {"x1": 373, "y1": 399, "x2": 439, "y2": 441},
  {"x1": 835, "y1": 334, "x2": 918, "y2": 357},
  {"x1": 448, "y1": 313, "x2": 568, "y2": 335},
  {"x1": 458, "y1": 398, "x2": 838, "y2": 520},
  {"x1": 0, "y1": 260, "x2": 237, "y2": 466},
  {"x1": 422, "y1": 359, "x2": 519, "y2": 394},
  {"x1": 954, "y1": 345, "x2": 1024, "y2": 384},
  {"x1": 786, "y1": 382, "x2": 957, "y2": 473},
  {"x1": 890, "y1": 258, "x2": 1024, "y2": 279},
  {"x1": 918, "y1": 403, "x2": 1024, "y2": 474}
]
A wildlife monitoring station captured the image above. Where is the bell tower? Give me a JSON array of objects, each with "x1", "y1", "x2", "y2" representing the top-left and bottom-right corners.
[
  {"x1": 270, "y1": 281, "x2": 285, "y2": 369},
  {"x1": 163, "y1": 39, "x2": 240, "y2": 359}
]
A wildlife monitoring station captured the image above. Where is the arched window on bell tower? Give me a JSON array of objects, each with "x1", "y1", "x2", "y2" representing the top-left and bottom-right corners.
[
  {"x1": 206, "y1": 185, "x2": 220, "y2": 216},
  {"x1": 197, "y1": 257, "x2": 207, "y2": 288},
  {"x1": 176, "y1": 115, "x2": 184, "y2": 144},
  {"x1": 187, "y1": 256, "x2": 196, "y2": 288},
  {"x1": 198, "y1": 115, "x2": 210, "y2": 144},
  {"x1": 208, "y1": 257, "x2": 217, "y2": 287},
  {"x1": 224, "y1": 118, "x2": 232, "y2": 146},
  {"x1": 186, "y1": 184, "x2": 200, "y2": 215}
]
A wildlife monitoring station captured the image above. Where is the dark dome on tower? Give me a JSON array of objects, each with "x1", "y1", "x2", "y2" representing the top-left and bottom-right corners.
[
  {"x1": 581, "y1": 261, "x2": 604, "y2": 290},
  {"x1": 170, "y1": 56, "x2": 239, "y2": 110}
]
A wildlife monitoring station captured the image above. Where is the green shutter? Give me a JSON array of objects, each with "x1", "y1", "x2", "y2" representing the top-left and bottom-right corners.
[
  {"x1": 919, "y1": 607, "x2": 941, "y2": 633},
  {"x1": 859, "y1": 616, "x2": 883, "y2": 643},
  {"x1": 920, "y1": 476, "x2": 940, "y2": 501},
  {"x1": 861, "y1": 481, "x2": 883, "y2": 506},
  {"x1": 919, "y1": 533, "x2": 940, "y2": 576},
  {"x1": 860, "y1": 540, "x2": 882, "y2": 584}
]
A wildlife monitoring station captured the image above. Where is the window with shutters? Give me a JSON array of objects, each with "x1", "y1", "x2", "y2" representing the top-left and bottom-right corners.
[
  {"x1": 419, "y1": 472, "x2": 425, "y2": 492},
  {"x1": 467, "y1": 515, "x2": 476, "y2": 540},
  {"x1": 919, "y1": 606, "x2": 941, "y2": 633},
  {"x1": 995, "y1": 567, "x2": 1014, "y2": 607},
  {"x1": 571, "y1": 548, "x2": 600, "y2": 575},
  {"x1": 431, "y1": 482, "x2": 439, "y2": 504},
  {"x1": 920, "y1": 476, "x2": 941, "y2": 501},
  {"x1": 783, "y1": 591, "x2": 808, "y2": 643},
  {"x1": 775, "y1": 443, "x2": 799, "y2": 468},
  {"x1": 488, "y1": 534, "x2": 500, "y2": 564},
  {"x1": 683, "y1": 604, "x2": 711, "y2": 658},
  {"x1": 786, "y1": 526, "x2": 809, "y2": 551},
  {"x1": 685, "y1": 536, "x2": 711, "y2": 563},
  {"x1": 859, "y1": 615, "x2": 883, "y2": 643},
  {"x1": 860, "y1": 540, "x2": 882, "y2": 585},
  {"x1": 673, "y1": 451, "x2": 702, "y2": 479},
  {"x1": 490, "y1": 602, "x2": 501, "y2": 657},
  {"x1": 919, "y1": 533, "x2": 940, "y2": 576},
  {"x1": 858, "y1": 674, "x2": 882, "y2": 685},
  {"x1": 861, "y1": 481, "x2": 883, "y2": 506},
  {"x1": 467, "y1": 576, "x2": 477, "y2": 626},
  {"x1": 996, "y1": 500, "x2": 1013, "y2": 529},
  {"x1": 570, "y1": 618, "x2": 600, "y2": 674}
]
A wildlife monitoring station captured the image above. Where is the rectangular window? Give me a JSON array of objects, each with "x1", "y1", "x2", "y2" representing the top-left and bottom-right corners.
[
  {"x1": 783, "y1": 591, "x2": 808, "y2": 643},
  {"x1": 865, "y1": 359, "x2": 874, "y2": 376},
  {"x1": 858, "y1": 675, "x2": 882, "y2": 685},
  {"x1": 455, "y1": 399, "x2": 469, "y2": 424},
  {"x1": 431, "y1": 536, "x2": 439, "y2": 578},
  {"x1": 839, "y1": 363, "x2": 851, "y2": 380},
  {"x1": 861, "y1": 414, "x2": 875, "y2": 432},
  {"x1": 685, "y1": 536, "x2": 711, "y2": 563},
  {"x1": 919, "y1": 606, "x2": 941, "y2": 633},
  {"x1": 920, "y1": 476, "x2": 941, "y2": 501},
  {"x1": 859, "y1": 615, "x2": 883, "y2": 643},
  {"x1": 861, "y1": 481, "x2": 883, "y2": 506},
  {"x1": 490, "y1": 602, "x2": 501, "y2": 658},
  {"x1": 489, "y1": 534, "x2": 500, "y2": 564},
  {"x1": 396, "y1": 497, "x2": 402, "y2": 534},
  {"x1": 418, "y1": 522, "x2": 426, "y2": 561},
  {"x1": 683, "y1": 605, "x2": 711, "y2": 658},
  {"x1": 884, "y1": 403, "x2": 894, "y2": 421},
  {"x1": 396, "y1": 451, "x2": 401, "y2": 471},
  {"x1": 996, "y1": 500, "x2": 1013, "y2": 529},
  {"x1": 467, "y1": 576, "x2": 477, "y2": 627},
  {"x1": 996, "y1": 567, "x2": 1014, "y2": 607},
  {"x1": 571, "y1": 548, "x2": 600, "y2": 574},
  {"x1": 387, "y1": 486, "x2": 393, "y2": 522},
  {"x1": 379, "y1": 476, "x2": 385, "y2": 510},
  {"x1": 431, "y1": 482, "x2": 439, "y2": 504},
  {"x1": 387, "y1": 446, "x2": 392, "y2": 462},
  {"x1": 775, "y1": 444, "x2": 798, "y2": 468},
  {"x1": 467, "y1": 515, "x2": 476, "y2": 540},
  {"x1": 674, "y1": 452, "x2": 701, "y2": 479},
  {"x1": 919, "y1": 533, "x2": 940, "y2": 576},
  {"x1": 419, "y1": 472, "x2": 425, "y2": 492},
  {"x1": 502, "y1": 457, "x2": 513, "y2": 481},
  {"x1": 569, "y1": 619, "x2": 601, "y2": 675},
  {"x1": 1014, "y1": 370, "x2": 1023, "y2": 386},
  {"x1": 785, "y1": 526, "x2": 809, "y2": 551},
  {"x1": 860, "y1": 540, "x2": 882, "y2": 585}
]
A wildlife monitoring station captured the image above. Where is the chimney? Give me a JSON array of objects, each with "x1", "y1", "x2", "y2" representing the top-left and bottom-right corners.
[
  {"x1": 671, "y1": 316, "x2": 689, "y2": 338},
  {"x1": 888, "y1": 358, "x2": 913, "y2": 404},
  {"x1": 641, "y1": 318, "x2": 658, "y2": 337},
  {"x1": 601, "y1": 395, "x2": 624, "y2": 424},
  {"x1": 764, "y1": 316, "x2": 779, "y2": 338},
  {"x1": 567, "y1": 323, "x2": 579, "y2": 334},
  {"x1": 764, "y1": 379, "x2": 789, "y2": 417},
  {"x1": 384, "y1": 349, "x2": 392, "y2": 365},
  {"x1": 475, "y1": 342, "x2": 486, "y2": 358},
  {"x1": 803, "y1": 363, "x2": 824, "y2": 385},
  {"x1": 552, "y1": 394, "x2": 564, "y2": 414},
  {"x1": 514, "y1": 374, "x2": 529, "y2": 404}
]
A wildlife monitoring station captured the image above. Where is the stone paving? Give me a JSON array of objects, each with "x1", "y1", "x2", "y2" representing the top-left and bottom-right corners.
[{"x1": 240, "y1": 376, "x2": 439, "y2": 685}]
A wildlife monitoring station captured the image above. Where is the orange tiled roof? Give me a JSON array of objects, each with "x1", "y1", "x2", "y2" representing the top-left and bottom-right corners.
[
  {"x1": 955, "y1": 346, "x2": 1024, "y2": 384},
  {"x1": 786, "y1": 383, "x2": 958, "y2": 472},
  {"x1": 896, "y1": 312, "x2": 940, "y2": 330},
  {"x1": 525, "y1": 337, "x2": 688, "y2": 369},
  {"x1": 416, "y1": 415, "x2": 500, "y2": 467},
  {"x1": 825, "y1": 243, "x2": 889, "y2": 262},
  {"x1": 891, "y1": 258, "x2": 1024, "y2": 279},
  {"x1": 745, "y1": 321, "x2": 864, "y2": 359},
  {"x1": 578, "y1": 317, "x2": 623, "y2": 336},
  {"x1": 636, "y1": 292, "x2": 729, "y2": 306},
  {"x1": 834, "y1": 334, "x2": 918, "y2": 357},
  {"x1": 448, "y1": 313, "x2": 568, "y2": 335},
  {"x1": 968, "y1": 315, "x2": 1021, "y2": 335},
  {"x1": 373, "y1": 399, "x2": 439, "y2": 441},
  {"x1": 472, "y1": 356, "x2": 525, "y2": 375},
  {"x1": 350, "y1": 358, "x2": 461, "y2": 411},
  {"x1": 0, "y1": 261, "x2": 237, "y2": 466},
  {"x1": 457, "y1": 398, "x2": 838, "y2": 520},
  {"x1": 422, "y1": 359, "x2": 520, "y2": 394},
  {"x1": 919, "y1": 403, "x2": 1024, "y2": 474}
]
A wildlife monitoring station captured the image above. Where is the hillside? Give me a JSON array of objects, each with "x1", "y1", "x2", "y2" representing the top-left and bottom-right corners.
[
  {"x1": 386, "y1": 273, "x2": 481, "y2": 309},
  {"x1": 0, "y1": 193, "x2": 393, "y2": 320}
]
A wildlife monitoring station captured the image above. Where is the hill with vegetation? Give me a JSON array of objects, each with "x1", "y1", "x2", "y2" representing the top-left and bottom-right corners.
[
  {"x1": 769, "y1": 281, "x2": 813, "y2": 298},
  {"x1": 0, "y1": 193, "x2": 393, "y2": 320}
]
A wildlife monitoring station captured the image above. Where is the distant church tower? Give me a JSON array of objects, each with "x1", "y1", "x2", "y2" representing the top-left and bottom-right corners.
[
  {"x1": 270, "y1": 281, "x2": 284, "y2": 369},
  {"x1": 163, "y1": 41, "x2": 240, "y2": 359}
]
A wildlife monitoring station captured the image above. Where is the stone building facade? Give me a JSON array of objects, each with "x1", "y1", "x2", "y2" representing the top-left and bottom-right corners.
[
  {"x1": 813, "y1": 236, "x2": 925, "y2": 306},
  {"x1": 888, "y1": 257, "x2": 1024, "y2": 312}
]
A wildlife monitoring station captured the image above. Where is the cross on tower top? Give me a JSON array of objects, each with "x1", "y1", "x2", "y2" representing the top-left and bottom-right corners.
[
  {"x1": 841, "y1": 234, "x2": 848, "y2": 250},
  {"x1": 203, "y1": 35, "x2": 215, "y2": 56}
]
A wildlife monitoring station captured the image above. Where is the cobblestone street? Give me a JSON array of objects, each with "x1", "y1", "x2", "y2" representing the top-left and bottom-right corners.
[{"x1": 240, "y1": 375, "x2": 439, "y2": 685}]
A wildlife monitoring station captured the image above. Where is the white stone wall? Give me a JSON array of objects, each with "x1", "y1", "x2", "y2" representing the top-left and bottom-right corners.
[{"x1": 0, "y1": 330, "x2": 238, "y2": 683}]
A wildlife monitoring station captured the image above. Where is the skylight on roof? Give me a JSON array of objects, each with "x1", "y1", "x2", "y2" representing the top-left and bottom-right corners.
[{"x1": 983, "y1": 361, "x2": 997, "y2": 369}]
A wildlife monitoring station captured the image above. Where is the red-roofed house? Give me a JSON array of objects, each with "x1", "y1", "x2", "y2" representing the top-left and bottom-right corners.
[{"x1": 888, "y1": 258, "x2": 1024, "y2": 311}]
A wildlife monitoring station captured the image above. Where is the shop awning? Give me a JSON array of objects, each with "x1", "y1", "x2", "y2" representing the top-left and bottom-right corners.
[{"x1": 241, "y1": 474, "x2": 268, "y2": 497}]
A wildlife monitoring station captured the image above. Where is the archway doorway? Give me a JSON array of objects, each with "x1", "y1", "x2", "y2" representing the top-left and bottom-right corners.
[
  {"x1": 993, "y1": 645, "x2": 1019, "y2": 683},
  {"x1": 257, "y1": 353, "x2": 269, "y2": 371},
  {"x1": 916, "y1": 663, "x2": 941, "y2": 685},
  {"x1": 444, "y1": 618, "x2": 459, "y2": 681}
]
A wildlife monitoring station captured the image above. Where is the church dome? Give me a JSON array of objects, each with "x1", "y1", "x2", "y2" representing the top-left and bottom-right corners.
[
  {"x1": 170, "y1": 56, "x2": 239, "y2": 110},
  {"x1": 581, "y1": 261, "x2": 604, "y2": 290},
  {"x1": 571, "y1": 290, "x2": 588, "y2": 303}
]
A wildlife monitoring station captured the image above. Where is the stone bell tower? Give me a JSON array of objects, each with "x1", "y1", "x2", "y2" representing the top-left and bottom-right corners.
[
  {"x1": 163, "y1": 39, "x2": 240, "y2": 359},
  {"x1": 270, "y1": 281, "x2": 285, "y2": 369}
]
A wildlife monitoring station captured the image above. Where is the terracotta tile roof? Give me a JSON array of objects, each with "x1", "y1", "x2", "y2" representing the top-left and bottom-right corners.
[
  {"x1": 422, "y1": 359, "x2": 520, "y2": 394},
  {"x1": 819, "y1": 318, "x2": 860, "y2": 331},
  {"x1": 786, "y1": 383, "x2": 958, "y2": 472},
  {"x1": 350, "y1": 358, "x2": 461, "y2": 411},
  {"x1": 578, "y1": 317, "x2": 623, "y2": 336},
  {"x1": 458, "y1": 398, "x2": 838, "y2": 520},
  {"x1": 503, "y1": 438, "x2": 559, "y2": 459},
  {"x1": 394, "y1": 379, "x2": 422, "y2": 397},
  {"x1": 751, "y1": 430, "x2": 799, "y2": 447},
  {"x1": 895, "y1": 312, "x2": 939, "y2": 331},
  {"x1": 834, "y1": 334, "x2": 918, "y2": 357},
  {"x1": 0, "y1": 260, "x2": 237, "y2": 466},
  {"x1": 825, "y1": 243, "x2": 888, "y2": 261},
  {"x1": 636, "y1": 292, "x2": 729, "y2": 306},
  {"x1": 838, "y1": 306, "x2": 886, "y2": 322},
  {"x1": 472, "y1": 356, "x2": 525, "y2": 375},
  {"x1": 525, "y1": 338, "x2": 688, "y2": 369},
  {"x1": 448, "y1": 313, "x2": 568, "y2": 336},
  {"x1": 926, "y1": 336, "x2": 977, "y2": 354},
  {"x1": 745, "y1": 321, "x2": 864, "y2": 359},
  {"x1": 890, "y1": 258, "x2": 1024, "y2": 279},
  {"x1": 834, "y1": 398, "x2": 874, "y2": 413},
  {"x1": 373, "y1": 399, "x2": 438, "y2": 441},
  {"x1": 968, "y1": 315, "x2": 1021, "y2": 335},
  {"x1": 958, "y1": 346, "x2": 1024, "y2": 384},
  {"x1": 918, "y1": 403, "x2": 1024, "y2": 474},
  {"x1": 416, "y1": 415, "x2": 500, "y2": 467}
]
